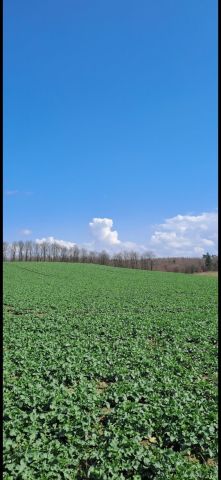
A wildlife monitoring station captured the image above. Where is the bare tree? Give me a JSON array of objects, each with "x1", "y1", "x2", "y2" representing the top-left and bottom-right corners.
[
  {"x1": 141, "y1": 251, "x2": 155, "y2": 270},
  {"x1": 88, "y1": 251, "x2": 98, "y2": 263},
  {"x1": 18, "y1": 241, "x2": 25, "y2": 261},
  {"x1": 10, "y1": 242, "x2": 18, "y2": 261},
  {"x1": 3, "y1": 242, "x2": 9, "y2": 261},
  {"x1": 122, "y1": 251, "x2": 130, "y2": 265},
  {"x1": 72, "y1": 245, "x2": 80, "y2": 262},
  {"x1": 24, "y1": 241, "x2": 33, "y2": 261},
  {"x1": 98, "y1": 250, "x2": 110, "y2": 265},
  {"x1": 3, "y1": 239, "x2": 218, "y2": 273},
  {"x1": 39, "y1": 242, "x2": 48, "y2": 261},
  {"x1": 112, "y1": 252, "x2": 124, "y2": 267},
  {"x1": 211, "y1": 254, "x2": 218, "y2": 271},
  {"x1": 60, "y1": 247, "x2": 68, "y2": 262},
  {"x1": 50, "y1": 242, "x2": 60, "y2": 261},
  {"x1": 128, "y1": 250, "x2": 139, "y2": 269},
  {"x1": 79, "y1": 248, "x2": 88, "y2": 263},
  {"x1": 33, "y1": 242, "x2": 40, "y2": 261}
]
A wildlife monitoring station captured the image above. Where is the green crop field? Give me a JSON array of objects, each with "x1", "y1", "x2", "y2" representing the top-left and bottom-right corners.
[{"x1": 3, "y1": 262, "x2": 218, "y2": 479}]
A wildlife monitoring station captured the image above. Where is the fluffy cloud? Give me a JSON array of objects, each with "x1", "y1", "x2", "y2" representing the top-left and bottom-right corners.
[
  {"x1": 36, "y1": 236, "x2": 76, "y2": 249},
  {"x1": 150, "y1": 211, "x2": 218, "y2": 257},
  {"x1": 34, "y1": 211, "x2": 217, "y2": 257},
  {"x1": 89, "y1": 217, "x2": 146, "y2": 252},
  {"x1": 89, "y1": 218, "x2": 121, "y2": 246},
  {"x1": 21, "y1": 229, "x2": 32, "y2": 236}
]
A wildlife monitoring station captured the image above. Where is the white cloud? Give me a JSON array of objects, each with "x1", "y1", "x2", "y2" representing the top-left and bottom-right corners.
[
  {"x1": 36, "y1": 236, "x2": 76, "y2": 249},
  {"x1": 21, "y1": 229, "x2": 32, "y2": 236},
  {"x1": 89, "y1": 217, "x2": 146, "y2": 253},
  {"x1": 150, "y1": 211, "x2": 218, "y2": 257},
  {"x1": 89, "y1": 218, "x2": 121, "y2": 246},
  {"x1": 34, "y1": 211, "x2": 217, "y2": 258}
]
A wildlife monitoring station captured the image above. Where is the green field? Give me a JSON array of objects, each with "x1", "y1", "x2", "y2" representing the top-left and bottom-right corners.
[{"x1": 3, "y1": 262, "x2": 218, "y2": 479}]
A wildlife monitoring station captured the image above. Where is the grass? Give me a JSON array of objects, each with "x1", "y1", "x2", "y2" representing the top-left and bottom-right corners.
[
  {"x1": 193, "y1": 272, "x2": 218, "y2": 277},
  {"x1": 3, "y1": 262, "x2": 218, "y2": 479}
]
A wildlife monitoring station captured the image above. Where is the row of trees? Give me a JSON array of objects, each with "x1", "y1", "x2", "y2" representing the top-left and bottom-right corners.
[
  {"x1": 3, "y1": 241, "x2": 218, "y2": 273},
  {"x1": 3, "y1": 241, "x2": 154, "y2": 268}
]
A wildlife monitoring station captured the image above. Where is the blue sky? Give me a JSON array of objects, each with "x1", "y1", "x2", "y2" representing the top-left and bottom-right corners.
[{"x1": 3, "y1": 0, "x2": 218, "y2": 256}]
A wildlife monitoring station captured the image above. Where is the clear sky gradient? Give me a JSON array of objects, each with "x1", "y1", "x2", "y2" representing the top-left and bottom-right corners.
[{"x1": 3, "y1": 0, "x2": 218, "y2": 256}]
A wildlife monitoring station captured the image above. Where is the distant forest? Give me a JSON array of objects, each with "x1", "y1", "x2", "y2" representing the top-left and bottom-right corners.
[{"x1": 3, "y1": 241, "x2": 218, "y2": 274}]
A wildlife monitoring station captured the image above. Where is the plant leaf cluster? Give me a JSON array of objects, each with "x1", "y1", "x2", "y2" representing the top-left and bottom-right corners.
[{"x1": 3, "y1": 263, "x2": 218, "y2": 479}]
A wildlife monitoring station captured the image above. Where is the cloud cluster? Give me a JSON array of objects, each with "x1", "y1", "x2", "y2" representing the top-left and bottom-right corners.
[
  {"x1": 36, "y1": 236, "x2": 76, "y2": 249},
  {"x1": 89, "y1": 218, "x2": 120, "y2": 246},
  {"x1": 33, "y1": 211, "x2": 217, "y2": 258},
  {"x1": 89, "y1": 212, "x2": 217, "y2": 257},
  {"x1": 89, "y1": 218, "x2": 144, "y2": 252},
  {"x1": 150, "y1": 211, "x2": 218, "y2": 257}
]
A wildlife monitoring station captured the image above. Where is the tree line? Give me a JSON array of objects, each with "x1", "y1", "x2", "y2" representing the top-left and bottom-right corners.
[{"x1": 3, "y1": 241, "x2": 218, "y2": 273}]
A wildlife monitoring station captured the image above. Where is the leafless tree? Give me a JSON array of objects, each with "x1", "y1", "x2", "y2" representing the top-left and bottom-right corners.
[
  {"x1": 211, "y1": 254, "x2": 218, "y2": 271},
  {"x1": 60, "y1": 247, "x2": 68, "y2": 261},
  {"x1": 3, "y1": 239, "x2": 218, "y2": 273},
  {"x1": 98, "y1": 250, "x2": 110, "y2": 265},
  {"x1": 24, "y1": 241, "x2": 33, "y2": 261},
  {"x1": 140, "y1": 251, "x2": 155, "y2": 270},
  {"x1": 122, "y1": 251, "x2": 130, "y2": 264},
  {"x1": 50, "y1": 242, "x2": 60, "y2": 261},
  {"x1": 112, "y1": 252, "x2": 124, "y2": 267},
  {"x1": 17, "y1": 241, "x2": 25, "y2": 261},
  {"x1": 33, "y1": 242, "x2": 40, "y2": 261},
  {"x1": 79, "y1": 248, "x2": 88, "y2": 263},
  {"x1": 128, "y1": 250, "x2": 139, "y2": 269},
  {"x1": 10, "y1": 242, "x2": 18, "y2": 261},
  {"x1": 72, "y1": 245, "x2": 80, "y2": 262},
  {"x1": 3, "y1": 242, "x2": 9, "y2": 261},
  {"x1": 39, "y1": 242, "x2": 48, "y2": 261}
]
